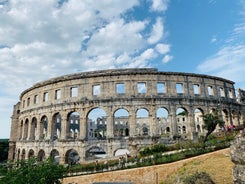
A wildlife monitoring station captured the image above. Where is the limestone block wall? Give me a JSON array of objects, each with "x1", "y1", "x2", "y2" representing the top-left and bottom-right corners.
[
  {"x1": 8, "y1": 68, "x2": 244, "y2": 163},
  {"x1": 230, "y1": 136, "x2": 245, "y2": 183}
]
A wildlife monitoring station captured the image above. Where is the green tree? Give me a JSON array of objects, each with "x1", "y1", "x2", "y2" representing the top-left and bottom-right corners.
[
  {"x1": 0, "y1": 158, "x2": 67, "y2": 184},
  {"x1": 0, "y1": 139, "x2": 9, "y2": 162},
  {"x1": 202, "y1": 109, "x2": 225, "y2": 144}
]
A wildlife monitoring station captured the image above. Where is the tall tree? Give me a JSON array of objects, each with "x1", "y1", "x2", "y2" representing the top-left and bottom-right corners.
[{"x1": 203, "y1": 109, "x2": 225, "y2": 143}]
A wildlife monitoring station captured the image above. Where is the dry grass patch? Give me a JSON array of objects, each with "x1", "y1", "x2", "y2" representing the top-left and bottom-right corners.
[{"x1": 163, "y1": 149, "x2": 234, "y2": 184}]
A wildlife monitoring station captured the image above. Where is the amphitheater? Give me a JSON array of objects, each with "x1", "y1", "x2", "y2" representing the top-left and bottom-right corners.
[{"x1": 8, "y1": 68, "x2": 245, "y2": 164}]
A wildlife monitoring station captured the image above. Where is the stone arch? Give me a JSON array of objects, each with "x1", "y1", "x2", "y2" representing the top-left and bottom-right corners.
[
  {"x1": 222, "y1": 109, "x2": 229, "y2": 126},
  {"x1": 30, "y1": 117, "x2": 37, "y2": 140},
  {"x1": 136, "y1": 108, "x2": 150, "y2": 136},
  {"x1": 86, "y1": 107, "x2": 107, "y2": 140},
  {"x1": 113, "y1": 108, "x2": 129, "y2": 137},
  {"x1": 114, "y1": 148, "x2": 130, "y2": 157},
  {"x1": 23, "y1": 118, "x2": 29, "y2": 140},
  {"x1": 28, "y1": 149, "x2": 35, "y2": 159},
  {"x1": 50, "y1": 149, "x2": 60, "y2": 164},
  {"x1": 194, "y1": 108, "x2": 204, "y2": 133},
  {"x1": 51, "y1": 112, "x2": 61, "y2": 140},
  {"x1": 17, "y1": 149, "x2": 21, "y2": 161},
  {"x1": 40, "y1": 116, "x2": 48, "y2": 139},
  {"x1": 156, "y1": 107, "x2": 169, "y2": 135},
  {"x1": 176, "y1": 107, "x2": 188, "y2": 135},
  {"x1": 20, "y1": 120, "x2": 23, "y2": 139},
  {"x1": 85, "y1": 146, "x2": 106, "y2": 160},
  {"x1": 67, "y1": 111, "x2": 80, "y2": 139},
  {"x1": 37, "y1": 149, "x2": 45, "y2": 161},
  {"x1": 65, "y1": 149, "x2": 80, "y2": 165},
  {"x1": 21, "y1": 149, "x2": 26, "y2": 160},
  {"x1": 231, "y1": 110, "x2": 239, "y2": 126}
]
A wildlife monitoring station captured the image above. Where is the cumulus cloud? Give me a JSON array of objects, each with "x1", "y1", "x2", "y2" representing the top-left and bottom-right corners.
[
  {"x1": 0, "y1": 0, "x2": 171, "y2": 138},
  {"x1": 147, "y1": 17, "x2": 164, "y2": 44},
  {"x1": 151, "y1": 0, "x2": 169, "y2": 12},
  {"x1": 162, "y1": 54, "x2": 173, "y2": 63},
  {"x1": 197, "y1": 45, "x2": 245, "y2": 88}
]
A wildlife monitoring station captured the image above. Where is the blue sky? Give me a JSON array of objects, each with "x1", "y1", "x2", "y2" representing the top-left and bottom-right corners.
[{"x1": 1, "y1": 0, "x2": 245, "y2": 138}]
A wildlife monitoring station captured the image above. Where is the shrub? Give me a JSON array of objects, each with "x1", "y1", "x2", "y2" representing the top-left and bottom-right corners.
[{"x1": 183, "y1": 171, "x2": 215, "y2": 184}]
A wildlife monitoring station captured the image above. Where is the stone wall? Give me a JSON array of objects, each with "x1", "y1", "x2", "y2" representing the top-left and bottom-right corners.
[
  {"x1": 230, "y1": 135, "x2": 245, "y2": 183},
  {"x1": 8, "y1": 68, "x2": 244, "y2": 163}
]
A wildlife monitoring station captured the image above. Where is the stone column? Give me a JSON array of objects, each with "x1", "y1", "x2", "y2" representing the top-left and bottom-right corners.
[
  {"x1": 129, "y1": 109, "x2": 136, "y2": 136},
  {"x1": 27, "y1": 116, "x2": 32, "y2": 141},
  {"x1": 46, "y1": 113, "x2": 53, "y2": 140},
  {"x1": 188, "y1": 111, "x2": 195, "y2": 139},
  {"x1": 60, "y1": 111, "x2": 68, "y2": 140},
  {"x1": 170, "y1": 109, "x2": 177, "y2": 136},
  {"x1": 79, "y1": 109, "x2": 87, "y2": 140},
  {"x1": 35, "y1": 117, "x2": 41, "y2": 141},
  {"x1": 106, "y1": 109, "x2": 114, "y2": 138}
]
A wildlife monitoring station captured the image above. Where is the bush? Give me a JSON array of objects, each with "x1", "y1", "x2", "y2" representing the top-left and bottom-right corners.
[{"x1": 183, "y1": 171, "x2": 215, "y2": 184}]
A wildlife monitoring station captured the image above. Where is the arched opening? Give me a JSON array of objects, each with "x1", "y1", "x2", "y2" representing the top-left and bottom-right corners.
[
  {"x1": 17, "y1": 149, "x2": 20, "y2": 161},
  {"x1": 65, "y1": 149, "x2": 80, "y2": 165},
  {"x1": 23, "y1": 119, "x2": 29, "y2": 140},
  {"x1": 222, "y1": 109, "x2": 229, "y2": 126},
  {"x1": 176, "y1": 108, "x2": 188, "y2": 135},
  {"x1": 28, "y1": 149, "x2": 35, "y2": 159},
  {"x1": 156, "y1": 107, "x2": 169, "y2": 135},
  {"x1": 113, "y1": 108, "x2": 129, "y2": 137},
  {"x1": 194, "y1": 108, "x2": 204, "y2": 133},
  {"x1": 20, "y1": 121, "x2": 23, "y2": 139},
  {"x1": 231, "y1": 110, "x2": 239, "y2": 126},
  {"x1": 50, "y1": 149, "x2": 60, "y2": 164},
  {"x1": 37, "y1": 150, "x2": 45, "y2": 162},
  {"x1": 40, "y1": 116, "x2": 48, "y2": 139},
  {"x1": 114, "y1": 149, "x2": 130, "y2": 157},
  {"x1": 52, "y1": 113, "x2": 61, "y2": 140},
  {"x1": 85, "y1": 146, "x2": 107, "y2": 160},
  {"x1": 136, "y1": 108, "x2": 149, "y2": 136},
  {"x1": 87, "y1": 108, "x2": 107, "y2": 140},
  {"x1": 21, "y1": 149, "x2": 26, "y2": 160},
  {"x1": 30, "y1": 117, "x2": 37, "y2": 140},
  {"x1": 68, "y1": 112, "x2": 80, "y2": 139}
]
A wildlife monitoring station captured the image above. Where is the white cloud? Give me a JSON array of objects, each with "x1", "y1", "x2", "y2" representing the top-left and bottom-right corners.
[
  {"x1": 151, "y1": 0, "x2": 169, "y2": 12},
  {"x1": 0, "y1": 0, "x2": 171, "y2": 138},
  {"x1": 155, "y1": 43, "x2": 170, "y2": 54},
  {"x1": 197, "y1": 45, "x2": 245, "y2": 88},
  {"x1": 162, "y1": 54, "x2": 173, "y2": 63},
  {"x1": 147, "y1": 17, "x2": 164, "y2": 44}
]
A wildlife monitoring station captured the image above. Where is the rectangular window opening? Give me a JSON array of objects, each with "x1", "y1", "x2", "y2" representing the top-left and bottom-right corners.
[
  {"x1": 116, "y1": 83, "x2": 125, "y2": 94},
  {"x1": 137, "y1": 82, "x2": 146, "y2": 94},
  {"x1": 157, "y1": 82, "x2": 165, "y2": 93},
  {"x1": 71, "y1": 87, "x2": 78, "y2": 97},
  {"x1": 208, "y1": 86, "x2": 213, "y2": 96},
  {"x1": 194, "y1": 84, "x2": 200, "y2": 95},
  {"x1": 55, "y1": 89, "x2": 61, "y2": 100},
  {"x1": 43, "y1": 92, "x2": 48, "y2": 102},
  {"x1": 93, "y1": 85, "x2": 100, "y2": 96},
  {"x1": 220, "y1": 87, "x2": 225, "y2": 97},
  {"x1": 176, "y1": 83, "x2": 183, "y2": 94},
  {"x1": 34, "y1": 95, "x2": 38, "y2": 104}
]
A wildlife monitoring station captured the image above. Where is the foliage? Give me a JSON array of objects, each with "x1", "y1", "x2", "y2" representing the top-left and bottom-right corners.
[
  {"x1": 0, "y1": 158, "x2": 67, "y2": 184},
  {"x1": 0, "y1": 139, "x2": 9, "y2": 162},
  {"x1": 202, "y1": 109, "x2": 225, "y2": 143},
  {"x1": 183, "y1": 171, "x2": 215, "y2": 184}
]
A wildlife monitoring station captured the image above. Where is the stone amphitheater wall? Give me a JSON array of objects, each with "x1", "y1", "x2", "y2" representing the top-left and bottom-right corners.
[{"x1": 8, "y1": 68, "x2": 244, "y2": 164}]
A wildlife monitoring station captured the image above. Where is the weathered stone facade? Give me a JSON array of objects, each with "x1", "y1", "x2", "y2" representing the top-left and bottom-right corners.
[
  {"x1": 231, "y1": 136, "x2": 245, "y2": 183},
  {"x1": 8, "y1": 68, "x2": 244, "y2": 164}
]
